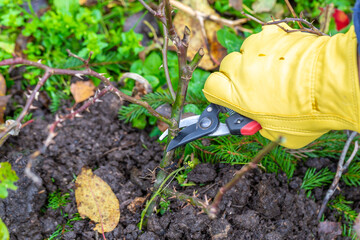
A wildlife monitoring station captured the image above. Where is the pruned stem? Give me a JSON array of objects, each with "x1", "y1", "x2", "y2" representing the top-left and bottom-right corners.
[
  {"x1": 317, "y1": 132, "x2": 359, "y2": 220},
  {"x1": 208, "y1": 137, "x2": 284, "y2": 219},
  {"x1": 189, "y1": 48, "x2": 205, "y2": 71}
]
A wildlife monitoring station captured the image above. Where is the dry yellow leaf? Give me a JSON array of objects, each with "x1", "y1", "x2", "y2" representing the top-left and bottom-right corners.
[
  {"x1": 0, "y1": 74, "x2": 8, "y2": 123},
  {"x1": 173, "y1": 0, "x2": 227, "y2": 70},
  {"x1": 70, "y1": 81, "x2": 95, "y2": 103},
  {"x1": 75, "y1": 168, "x2": 120, "y2": 233},
  {"x1": 79, "y1": 0, "x2": 87, "y2": 5}
]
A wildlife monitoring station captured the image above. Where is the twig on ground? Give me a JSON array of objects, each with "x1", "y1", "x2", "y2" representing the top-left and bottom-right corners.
[
  {"x1": 207, "y1": 137, "x2": 284, "y2": 219},
  {"x1": 317, "y1": 132, "x2": 359, "y2": 220}
]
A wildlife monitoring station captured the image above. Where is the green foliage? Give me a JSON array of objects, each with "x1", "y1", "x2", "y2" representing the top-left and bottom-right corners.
[
  {"x1": 118, "y1": 92, "x2": 173, "y2": 128},
  {"x1": 327, "y1": 195, "x2": 359, "y2": 238},
  {"x1": 47, "y1": 190, "x2": 71, "y2": 210},
  {"x1": 217, "y1": 27, "x2": 244, "y2": 53},
  {"x1": 330, "y1": 195, "x2": 358, "y2": 222},
  {"x1": 159, "y1": 195, "x2": 171, "y2": 215},
  {"x1": 187, "y1": 133, "x2": 297, "y2": 178},
  {"x1": 118, "y1": 30, "x2": 144, "y2": 60},
  {"x1": 0, "y1": 162, "x2": 18, "y2": 239},
  {"x1": 175, "y1": 155, "x2": 199, "y2": 186},
  {"x1": 46, "y1": 213, "x2": 82, "y2": 240},
  {"x1": 301, "y1": 168, "x2": 334, "y2": 191},
  {"x1": 342, "y1": 224, "x2": 358, "y2": 239},
  {"x1": 0, "y1": 162, "x2": 18, "y2": 199},
  {"x1": 0, "y1": 1, "x2": 145, "y2": 113},
  {"x1": 342, "y1": 161, "x2": 360, "y2": 186},
  {"x1": 0, "y1": 218, "x2": 9, "y2": 240},
  {"x1": 294, "y1": 0, "x2": 355, "y2": 17},
  {"x1": 294, "y1": 131, "x2": 354, "y2": 159}
]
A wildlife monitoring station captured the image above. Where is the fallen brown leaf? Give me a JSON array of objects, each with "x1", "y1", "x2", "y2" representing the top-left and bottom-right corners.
[
  {"x1": 318, "y1": 221, "x2": 342, "y2": 240},
  {"x1": 70, "y1": 81, "x2": 95, "y2": 103},
  {"x1": 173, "y1": 0, "x2": 227, "y2": 70},
  {"x1": 75, "y1": 168, "x2": 120, "y2": 233},
  {"x1": 127, "y1": 197, "x2": 147, "y2": 213}
]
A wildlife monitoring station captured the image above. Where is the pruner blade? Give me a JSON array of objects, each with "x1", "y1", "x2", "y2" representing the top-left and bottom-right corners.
[
  {"x1": 166, "y1": 104, "x2": 222, "y2": 152},
  {"x1": 163, "y1": 104, "x2": 262, "y2": 152}
]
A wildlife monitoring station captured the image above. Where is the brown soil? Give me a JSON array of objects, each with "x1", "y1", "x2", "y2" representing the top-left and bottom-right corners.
[{"x1": 0, "y1": 93, "x2": 355, "y2": 240}]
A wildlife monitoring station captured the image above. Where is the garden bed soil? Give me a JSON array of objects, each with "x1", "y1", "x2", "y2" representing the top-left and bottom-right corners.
[{"x1": 0, "y1": 92, "x2": 357, "y2": 239}]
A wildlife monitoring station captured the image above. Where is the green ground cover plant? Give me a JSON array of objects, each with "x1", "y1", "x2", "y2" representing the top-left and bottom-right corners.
[{"x1": 1, "y1": 0, "x2": 360, "y2": 238}]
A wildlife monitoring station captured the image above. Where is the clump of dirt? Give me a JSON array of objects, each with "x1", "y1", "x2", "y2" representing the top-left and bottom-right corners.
[{"x1": 0, "y1": 93, "x2": 353, "y2": 239}]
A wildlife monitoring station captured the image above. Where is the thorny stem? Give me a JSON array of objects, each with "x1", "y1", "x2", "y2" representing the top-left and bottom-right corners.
[
  {"x1": 0, "y1": 56, "x2": 172, "y2": 143},
  {"x1": 208, "y1": 137, "x2": 284, "y2": 219},
  {"x1": 317, "y1": 132, "x2": 359, "y2": 220}
]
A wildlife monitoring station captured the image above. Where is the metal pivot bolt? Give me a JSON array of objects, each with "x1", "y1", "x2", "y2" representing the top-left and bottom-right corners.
[{"x1": 199, "y1": 117, "x2": 212, "y2": 129}]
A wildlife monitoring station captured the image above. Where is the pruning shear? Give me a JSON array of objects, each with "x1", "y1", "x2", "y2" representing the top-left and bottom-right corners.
[{"x1": 160, "y1": 103, "x2": 262, "y2": 152}]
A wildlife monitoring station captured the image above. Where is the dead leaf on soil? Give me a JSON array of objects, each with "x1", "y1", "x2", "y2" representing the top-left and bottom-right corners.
[
  {"x1": 75, "y1": 168, "x2": 120, "y2": 233},
  {"x1": 173, "y1": 0, "x2": 227, "y2": 70},
  {"x1": 70, "y1": 81, "x2": 95, "y2": 103},
  {"x1": 127, "y1": 197, "x2": 147, "y2": 213},
  {"x1": 318, "y1": 221, "x2": 342, "y2": 239},
  {"x1": 0, "y1": 74, "x2": 10, "y2": 123}
]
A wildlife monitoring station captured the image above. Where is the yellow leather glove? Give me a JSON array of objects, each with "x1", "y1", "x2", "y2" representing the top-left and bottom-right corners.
[{"x1": 203, "y1": 23, "x2": 360, "y2": 149}]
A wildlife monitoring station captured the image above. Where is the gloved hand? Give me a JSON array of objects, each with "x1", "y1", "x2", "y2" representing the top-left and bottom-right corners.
[{"x1": 203, "y1": 23, "x2": 359, "y2": 149}]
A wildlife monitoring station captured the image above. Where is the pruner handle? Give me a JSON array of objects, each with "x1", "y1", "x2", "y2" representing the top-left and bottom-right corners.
[{"x1": 225, "y1": 113, "x2": 262, "y2": 135}]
